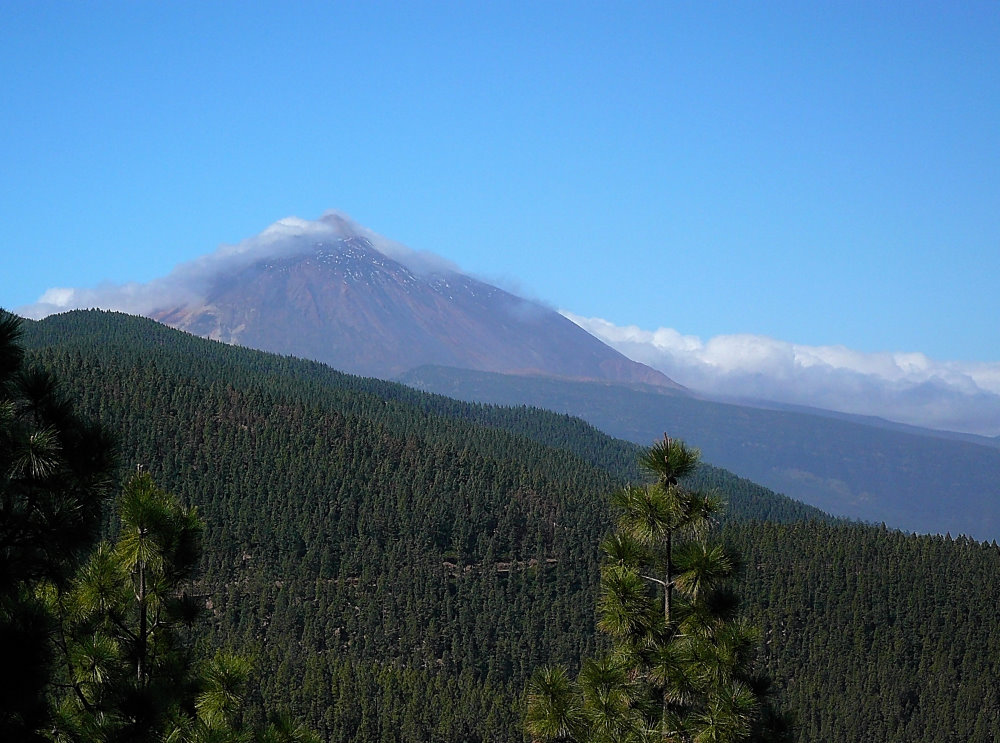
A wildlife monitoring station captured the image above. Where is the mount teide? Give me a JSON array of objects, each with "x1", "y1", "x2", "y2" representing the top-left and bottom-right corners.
[{"x1": 152, "y1": 216, "x2": 679, "y2": 388}]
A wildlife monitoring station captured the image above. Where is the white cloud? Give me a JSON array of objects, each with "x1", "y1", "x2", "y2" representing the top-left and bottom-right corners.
[
  {"x1": 23, "y1": 279, "x2": 202, "y2": 321},
  {"x1": 18, "y1": 211, "x2": 461, "y2": 320},
  {"x1": 562, "y1": 312, "x2": 1000, "y2": 437}
]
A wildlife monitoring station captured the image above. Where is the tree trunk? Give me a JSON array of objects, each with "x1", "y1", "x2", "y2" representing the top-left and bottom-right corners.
[
  {"x1": 137, "y1": 559, "x2": 147, "y2": 685},
  {"x1": 664, "y1": 530, "x2": 672, "y2": 625}
]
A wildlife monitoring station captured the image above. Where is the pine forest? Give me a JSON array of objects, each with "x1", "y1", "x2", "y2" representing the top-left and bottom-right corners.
[{"x1": 6, "y1": 309, "x2": 1000, "y2": 742}]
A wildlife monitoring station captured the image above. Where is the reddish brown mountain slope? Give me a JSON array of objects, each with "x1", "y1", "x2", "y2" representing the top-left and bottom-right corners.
[{"x1": 152, "y1": 234, "x2": 682, "y2": 389}]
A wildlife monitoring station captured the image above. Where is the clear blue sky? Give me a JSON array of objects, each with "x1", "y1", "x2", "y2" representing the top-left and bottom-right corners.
[{"x1": 2, "y1": 1, "x2": 998, "y2": 362}]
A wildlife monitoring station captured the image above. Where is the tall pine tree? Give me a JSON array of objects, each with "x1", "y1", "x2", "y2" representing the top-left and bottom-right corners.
[{"x1": 526, "y1": 436, "x2": 792, "y2": 743}]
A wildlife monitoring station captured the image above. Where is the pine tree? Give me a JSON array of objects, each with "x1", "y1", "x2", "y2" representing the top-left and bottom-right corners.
[
  {"x1": 526, "y1": 436, "x2": 792, "y2": 743},
  {"x1": 47, "y1": 471, "x2": 320, "y2": 743},
  {"x1": 0, "y1": 311, "x2": 116, "y2": 741}
]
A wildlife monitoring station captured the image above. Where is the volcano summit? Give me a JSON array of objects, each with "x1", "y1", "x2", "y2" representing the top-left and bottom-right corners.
[{"x1": 141, "y1": 213, "x2": 679, "y2": 387}]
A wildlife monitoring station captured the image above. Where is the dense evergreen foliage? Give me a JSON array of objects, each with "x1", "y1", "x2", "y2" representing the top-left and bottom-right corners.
[
  {"x1": 17, "y1": 310, "x2": 1000, "y2": 742},
  {"x1": 727, "y1": 521, "x2": 1000, "y2": 742},
  {"x1": 0, "y1": 312, "x2": 117, "y2": 741}
]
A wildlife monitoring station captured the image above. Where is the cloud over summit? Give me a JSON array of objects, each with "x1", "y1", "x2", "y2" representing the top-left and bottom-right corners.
[
  {"x1": 19, "y1": 212, "x2": 461, "y2": 320},
  {"x1": 563, "y1": 312, "x2": 1000, "y2": 437}
]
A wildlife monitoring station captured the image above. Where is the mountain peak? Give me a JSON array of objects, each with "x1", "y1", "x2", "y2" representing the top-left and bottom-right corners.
[
  {"x1": 318, "y1": 210, "x2": 365, "y2": 237},
  {"x1": 150, "y1": 213, "x2": 683, "y2": 388}
]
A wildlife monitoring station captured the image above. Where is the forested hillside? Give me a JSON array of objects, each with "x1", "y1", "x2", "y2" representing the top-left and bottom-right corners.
[
  {"x1": 19, "y1": 310, "x2": 1000, "y2": 742},
  {"x1": 729, "y1": 522, "x2": 1000, "y2": 741},
  {"x1": 400, "y1": 365, "x2": 1000, "y2": 540}
]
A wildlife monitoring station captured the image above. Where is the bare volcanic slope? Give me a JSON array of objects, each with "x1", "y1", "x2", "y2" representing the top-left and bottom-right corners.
[{"x1": 152, "y1": 215, "x2": 680, "y2": 387}]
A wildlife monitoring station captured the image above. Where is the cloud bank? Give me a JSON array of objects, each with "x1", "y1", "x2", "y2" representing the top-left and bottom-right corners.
[
  {"x1": 18, "y1": 211, "x2": 460, "y2": 320},
  {"x1": 563, "y1": 312, "x2": 1000, "y2": 437}
]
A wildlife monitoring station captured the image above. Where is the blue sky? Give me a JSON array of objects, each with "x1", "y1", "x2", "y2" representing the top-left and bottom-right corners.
[{"x1": 3, "y1": 2, "x2": 998, "y2": 367}]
